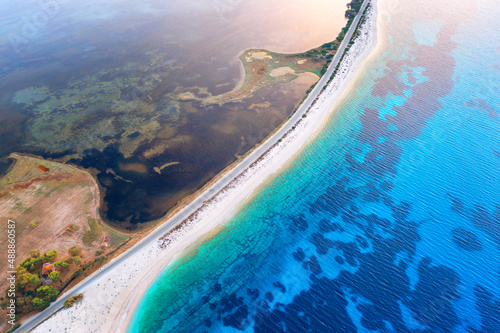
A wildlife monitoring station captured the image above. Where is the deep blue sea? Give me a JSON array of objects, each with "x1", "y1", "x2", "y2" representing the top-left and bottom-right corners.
[{"x1": 130, "y1": 0, "x2": 500, "y2": 331}]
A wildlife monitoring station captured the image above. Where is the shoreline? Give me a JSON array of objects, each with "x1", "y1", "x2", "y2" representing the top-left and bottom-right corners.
[{"x1": 22, "y1": 1, "x2": 379, "y2": 332}]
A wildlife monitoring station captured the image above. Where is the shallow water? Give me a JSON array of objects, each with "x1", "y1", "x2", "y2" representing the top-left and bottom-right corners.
[
  {"x1": 0, "y1": 0, "x2": 348, "y2": 226},
  {"x1": 131, "y1": 0, "x2": 500, "y2": 331}
]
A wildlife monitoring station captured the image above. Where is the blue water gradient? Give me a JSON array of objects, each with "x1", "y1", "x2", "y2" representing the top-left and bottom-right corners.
[{"x1": 130, "y1": 0, "x2": 500, "y2": 331}]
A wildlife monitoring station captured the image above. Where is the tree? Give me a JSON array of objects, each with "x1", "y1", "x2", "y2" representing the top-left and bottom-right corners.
[
  {"x1": 96, "y1": 255, "x2": 108, "y2": 264},
  {"x1": 45, "y1": 250, "x2": 58, "y2": 260},
  {"x1": 54, "y1": 260, "x2": 69, "y2": 270},
  {"x1": 31, "y1": 297, "x2": 49, "y2": 311},
  {"x1": 32, "y1": 255, "x2": 46, "y2": 267},
  {"x1": 19, "y1": 257, "x2": 33, "y2": 270},
  {"x1": 16, "y1": 267, "x2": 32, "y2": 290},
  {"x1": 30, "y1": 250, "x2": 41, "y2": 258},
  {"x1": 73, "y1": 269, "x2": 83, "y2": 278},
  {"x1": 48, "y1": 272, "x2": 59, "y2": 283},
  {"x1": 36, "y1": 286, "x2": 59, "y2": 302},
  {"x1": 48, "y1": 271, "x2": 60, "y2": 283},
  {"x1": 68, "y1": 246, "x2": 82, "y2": 257},
  {"x1": 16, "y1": 295, "x2": 34, "y2": 314},
  {"x1": 70, "y1": 257, "x2": 81, "y2": 266},
  {"x1": 29, "y1": 275, "x2": 41, "y2": 288}
]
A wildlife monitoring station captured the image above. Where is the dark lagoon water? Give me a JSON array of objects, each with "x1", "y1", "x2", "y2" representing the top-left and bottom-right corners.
[
  {"x1": 131, "y1": 0, "x2": 500, "y2": 331},
  {"x1": 0, "y1": 0, "x2": 348, "y2": 227}
]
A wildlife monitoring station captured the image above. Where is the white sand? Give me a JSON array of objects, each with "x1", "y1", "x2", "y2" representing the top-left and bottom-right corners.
[{"x1": 30, "y1": 3, "x2": 379, "y2": 332}]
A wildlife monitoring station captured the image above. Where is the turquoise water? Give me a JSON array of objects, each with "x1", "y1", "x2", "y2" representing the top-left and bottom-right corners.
[{"x1": 130, "y1": 0, "x2": 500, "y2": 331}]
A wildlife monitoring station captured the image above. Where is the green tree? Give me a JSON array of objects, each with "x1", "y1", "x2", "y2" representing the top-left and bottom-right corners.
[
  {"x1": 16, "y1": 295, "x2": 34, "y2": 314},
  {"x1": 45, "y1": 250, "x2": 58, "y2": 260},
  {"x1": 54, "y1": 260, "x2": 69, "y2": 270},
  {"x1": 32, "y1": 256, "x2": 46, "y2": 267},
  {"x1": 19, "y1": 257, "x2": 33, "y2": 270},
  {"x1": 96, "y1": 255, "x2": 108, "y2": 264},
  {"x1": 73, "y1": 269, "x2": 83, "y2": 278},
  {"x1": 48, "y1": 271, "x2": 60, "y2": 282},
  {"x1": 31, "y1": 297, "x2": 50, "y2": 311},
  {"x1": 70, "y1": 257, "x2": 81, "y2": 266},
  {"x1": 15, "y1": 267, "x2": 32, "y2": 290},
  {"x1": 30, "y1": 250, "x2": 41, "y2": 258},
  {"x1": 68, "y1": 246, "x2": 82, "y2": 257},
  {"x1": 29, "y1": 275, "x2": 41, "y2": 288},
  {"x1": 36, "y1": 285, "x2": 59, "y2": 302}
]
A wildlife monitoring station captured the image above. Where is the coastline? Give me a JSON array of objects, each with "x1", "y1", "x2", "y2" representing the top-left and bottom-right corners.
[{"x1": 24, "y1": 2, "x2": 379, "y2": 332}]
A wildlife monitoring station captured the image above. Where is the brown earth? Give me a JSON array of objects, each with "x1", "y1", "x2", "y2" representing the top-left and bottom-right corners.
[{"x1": 0, "y1": 153, "x2": 129, "y2": 330}]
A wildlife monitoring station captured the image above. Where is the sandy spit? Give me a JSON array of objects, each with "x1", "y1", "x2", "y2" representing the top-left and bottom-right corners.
[{"x1": 30, "y1": 3, "x2": 379, "y2": 332}]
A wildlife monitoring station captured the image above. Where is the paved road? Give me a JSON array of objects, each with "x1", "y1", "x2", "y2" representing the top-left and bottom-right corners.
[{"x1": 15, "y1": 1, "x2": 369, "y2": 332}]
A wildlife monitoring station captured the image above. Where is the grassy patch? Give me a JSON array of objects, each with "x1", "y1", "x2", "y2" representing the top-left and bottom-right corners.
[
  {"x1": 82, "y1": 218, "x2": 101, "y2": 246},
  {"x1": 102, "y1": 224, "x2": 129, "y2": 248}
]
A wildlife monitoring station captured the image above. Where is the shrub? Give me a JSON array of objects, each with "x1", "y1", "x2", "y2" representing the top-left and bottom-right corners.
[
  {"x1": 30, "y1": 250, "x2": 41, "y2": 258},
  {"x1": 45, "y1": 250, "x2": 58, "y2": 260},
  {"x1": 64, "y1": 294, "x2": 84, "y2": 308},
  {"x1": 68, "y1": 246, "x2": 82, "y2": 257},
  {"x1": 30, "y1": 221, "x2": 39, "y2": 228},
  {"x1": 96, "y1": 255, "x2": 108, "y2": 264},
  {"x1": 73, "y1": 269, "x2": 83, "y2": 278},
  {"x1": 70, "y1": 257, "x2": 81, "y2": 266}
]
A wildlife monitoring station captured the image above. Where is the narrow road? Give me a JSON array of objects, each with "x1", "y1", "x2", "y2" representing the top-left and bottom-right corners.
[{"x1": 15, "y1": 1, "x2": 369, "y2": 331}]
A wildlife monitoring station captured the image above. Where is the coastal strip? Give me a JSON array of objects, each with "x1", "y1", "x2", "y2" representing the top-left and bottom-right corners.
[{"x1": 19, "y1": 1, "x2": 378, "y2": 332}]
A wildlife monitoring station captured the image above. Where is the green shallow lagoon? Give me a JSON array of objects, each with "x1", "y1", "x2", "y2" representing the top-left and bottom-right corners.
[{"x1": 0, "y1": 0, "x2": 350, "y2": 226}]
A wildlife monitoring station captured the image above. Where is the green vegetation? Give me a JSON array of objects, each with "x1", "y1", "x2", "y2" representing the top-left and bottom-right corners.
[
  {"x1": 48, "y1": 271, "x2": 61, "y2": 282},
  {"x1": 45, "y1": 249, "x2": 58, "y2": 260},
  {"x1": 102, "y1": 223, "x2": 130, "y2": 248},
  {"x1": 31, "y1": 285, "x2": 59, "y2": 311},
  {"x1": 5, "y1": 323, "x2": 21, "y2": 333},
  {"x1": 71, "y1": 224, "x2": 79, "y2": 231},
  {"x1": 16, "y1": 267, "x2": 32, "y2": 290},
  {"x1": 54, "y1": 259, "x2": 69, "y2": 270},
  {"x1": 70, "y1": 257, "x2": 81, "y2": 266},
  {"x1": 64, "y1": 294, "x2": 84, "y2": 308},
  {"x1": 68, "y1": 246, "x2": 82, "y2": 257},
  {"x1": 83, "y1": 218, "x2": 101, "y2": 246},
  {"x1": 29, "y1": 275, "x2": 41, "y2": 288},
  {"x1": 95, "y1": 255, "x2": 108, "y2": 265},
  {"x1": 30, "y1": 220, "x2": 39, "y2": 228},
  {"x1": 30, "y1": 249, "x2": 41, "y2": 258}
]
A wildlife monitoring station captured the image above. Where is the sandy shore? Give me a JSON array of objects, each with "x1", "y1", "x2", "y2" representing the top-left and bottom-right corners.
[{"x1": 30, "y1": 3, "x2": 379, "y2": 332}]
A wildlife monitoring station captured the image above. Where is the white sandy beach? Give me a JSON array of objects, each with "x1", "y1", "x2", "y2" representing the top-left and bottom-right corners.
[{"x1": 30, "y1": 3, "x2": 379, "y2": 332}]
